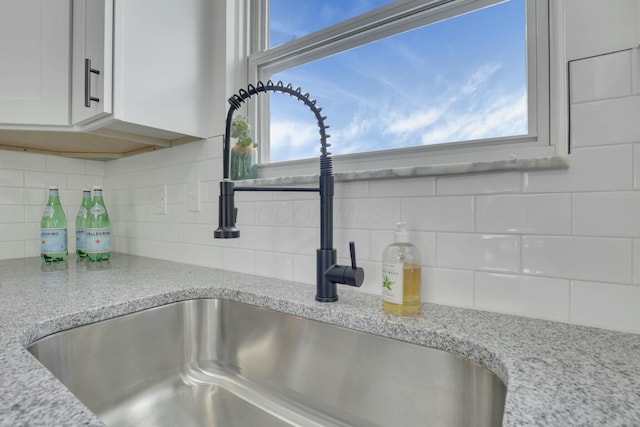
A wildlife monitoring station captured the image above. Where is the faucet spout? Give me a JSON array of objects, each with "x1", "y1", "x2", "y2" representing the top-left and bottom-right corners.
[{"x1": 214, "y1": 81, "x2": 364, "y2": 302}]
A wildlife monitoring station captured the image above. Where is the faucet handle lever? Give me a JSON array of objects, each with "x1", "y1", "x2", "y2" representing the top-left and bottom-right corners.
[{"x1": 349, "y1": 241, "x2": 357, "y2": 269}]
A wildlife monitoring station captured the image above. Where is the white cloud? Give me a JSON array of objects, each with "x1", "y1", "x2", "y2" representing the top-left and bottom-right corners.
[
  {"x1": 419, "y1": 91, "x2": 527, "y2": 145},
  {"x1": 461, "y1": 63, "x2": 503, "y2": 95},
  {"x1": 270, "y1": 120, "x2": 320, "y2": 161},
  {"x1": 386, "y1": 108, "x2": 443, "y2": 135}
]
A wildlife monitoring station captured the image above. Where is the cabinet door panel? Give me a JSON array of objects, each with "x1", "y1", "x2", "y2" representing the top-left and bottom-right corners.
[
  {"x1": 72, "y1": 0, "x2": 113, "y2": 125},
  {"x1": 0, "y1": 0, "x2": 70, "y2": 125}
]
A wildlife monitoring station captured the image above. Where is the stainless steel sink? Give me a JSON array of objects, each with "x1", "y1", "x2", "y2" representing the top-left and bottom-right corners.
[{"x1": 27, "y1": 299, "x2": 506, "y2": 426}]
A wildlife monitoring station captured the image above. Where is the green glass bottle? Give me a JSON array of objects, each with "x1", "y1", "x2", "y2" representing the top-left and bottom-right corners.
[
  {"x1": 85, "y1": 186, "x2": 112, "y2": 261},
  {"x1": 75, "y1": 189, "x2": 92, "y2": 257},
  {"x1": 41, "y1": 186, "x2": 68, "y2": 262}
]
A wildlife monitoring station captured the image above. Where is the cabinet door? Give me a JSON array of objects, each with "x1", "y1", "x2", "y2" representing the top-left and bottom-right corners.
[
  {"x1": 72, "y1": 0, "x2": 113, "y2": 125},
  {"x1": 0, "y1": 0, "x2": 70, "y2": 126}
]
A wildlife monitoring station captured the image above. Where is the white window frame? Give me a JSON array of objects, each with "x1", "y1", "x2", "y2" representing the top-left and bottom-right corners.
[{"x1": 244, "y1": 0, "x2": 568, "y2": 180}]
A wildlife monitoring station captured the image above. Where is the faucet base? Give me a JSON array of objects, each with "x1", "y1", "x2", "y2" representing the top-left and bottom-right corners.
[
  {"x1": 316, "y1": 249, "x2": 338, "y2": 302},
  {"x1": 315, "y1": 295, "x2": 339, "y2": 303}
]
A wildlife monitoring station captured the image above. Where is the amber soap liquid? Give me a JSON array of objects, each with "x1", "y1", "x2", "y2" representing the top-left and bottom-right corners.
[{"x1": 382, "y1": 264, "x2": 422, "y2": 316}]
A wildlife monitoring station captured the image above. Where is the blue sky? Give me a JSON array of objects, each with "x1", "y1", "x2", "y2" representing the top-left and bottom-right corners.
[{"x1": 267, "y1": 0, "x2": 527, "y2": 162}]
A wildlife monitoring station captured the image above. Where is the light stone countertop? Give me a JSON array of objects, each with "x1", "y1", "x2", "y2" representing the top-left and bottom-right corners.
[{"x1": 0, "y1": 253, "x2": 639, "y2": 426}]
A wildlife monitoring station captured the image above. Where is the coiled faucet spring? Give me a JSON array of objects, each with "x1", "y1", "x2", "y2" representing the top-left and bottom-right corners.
[{"x1": 222, "y1": 80, "x2": 333, "y2": 178}]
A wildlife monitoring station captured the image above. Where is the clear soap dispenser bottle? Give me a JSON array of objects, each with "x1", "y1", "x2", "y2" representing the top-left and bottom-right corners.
[{"x1": 382, "y1": 222, "x2": 421, "y2": 316}]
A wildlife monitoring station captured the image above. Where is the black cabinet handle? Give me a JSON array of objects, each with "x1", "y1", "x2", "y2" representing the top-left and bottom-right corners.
[{"x1": 84, "y1": 58, "x2": 100, "y2": 107}]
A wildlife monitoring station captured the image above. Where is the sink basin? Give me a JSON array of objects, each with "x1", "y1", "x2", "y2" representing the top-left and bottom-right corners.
[{"x1": 27, "y1": 299, "x2": 506, "y2": 426}]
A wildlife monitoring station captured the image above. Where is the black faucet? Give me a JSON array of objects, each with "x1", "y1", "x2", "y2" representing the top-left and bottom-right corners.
[{"x1": 214, "y1": 81, "x2": 364, "y2": 302}]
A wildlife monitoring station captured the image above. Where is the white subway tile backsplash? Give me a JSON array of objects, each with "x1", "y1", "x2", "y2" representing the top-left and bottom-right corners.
[
  {"x1": 335, "y1": 181, "x2": 369, "y2": 199},
  {"x1": 293, "y1": 200, "x2": 321, "y2": 227},
  {"x1": 338, "y1": 198, "x2": 399, "y2": 230},
  {"x1": 85, "y1": 160, "x2": 106, "y2": 176},
  {"x1": 524, "y1": 145, "x2": 633, "y2": 193},
  {"x1": 24, "y1": 239, "x2": 39, "y2": 257},
  {"x1": 235, "y1": 201, "x2": 256, "y2": 226},
  {"x1": 0, "y1": 223, "x2": 38, "y2": 241},
  {"x1": 423, "y1": 267, "x2": 474, "y2": 308},
  {"x1": 24, "y1": 205, "x2": 42, "y2": 222},
  {"x1": 369, "y1": 229, "x2": 436, "y2": 266},
  {"x1": 222, "y1": 248, "x2": 255, "y2": 274},
  {"x1": 274, "y1": 227, "x2": 316, "y2": 254},
  {"x1": 571, "y1": 280, "x2": 640, "y2": 332},
  {"x1": 573, "y1": 192, "x2": 640, "y2": 237},
  {"x1": 633, "y1": 49, "x2": 640, "y2": 95},
  {"x1": 357, "y1": 259, "x2": 382, "y2": 295},
  {"x1": 67, "y1": 174, "x2": 104, "y2": 191},
  {"x1": 238, "y1": 226, "x2": 275, "y2": 251},
  {"x1": 633, "y1": 239, "x2": 640, "y2": 285},
  {"x1": 197, "y1": 158, "x2": 224, "y2": 181},
  {"x1": 571, "y1": 95, "x2": 640, "y2": 147},
  {"x1": 166, "y1": 163, "x2": 198, "y2": 185},
  {"x1": 436, "y1": 172, "x2": 521, "y2": 195},
  {"x1": 106, "y1": 170, "x2": 153, "y2": 190},
  {"x1": 21, "y1": 188, "x2": 47, "y2": 205},
  {"x1": 634, "y1": 144, "x2": 640, "y2": 189},
  {"x1": 522, "y1": 236, "x2": 632, "y2": 283},
  {"x1": 476, "y1": 194, "x2": 571, "y2": 235},
  {"x1": 564, "y1": 0, "x2": 635, "y2": 61},
  {"x1": 413, "y1": 231, "x2": 437, "y2": 267},
  {"x1": 183, "y1": 224, "x2": 215, "y2": 246},
  {"x1": 0, "y1": 188, "x2": 21, "y2": 205},
  {"x1": 401, "y1": 196, "x2": 473, "y2": 232},
  {"x1": 570, "y1": 50, "x2": 632, "y2": 104},
  {"x1": 1, "y1": 206, "x2": 24, "y2": 222},
  {"x1": 0, "y1": 241, "x2": 25, "y2": 259},
  {"x1": 475, "y1": 273, "x2": 570, "y2": 321},
  {"x1": 369, "y1": 177, "x2": 435, "y2": 197},
  {"x1": 0, "y1": 151, "x2": 45, "y2": 171},
  {"x1": 254, "y1": 201, "x2": 293, "y2": 226},
  {"x1": 293, "y1": 253, "x2": 315, "y2": 284},
  {"x1": 437, "y1": 233, "x2": 520, "y2": 273},
  {"x1": 46, "y1": 156, "x2": 87, "y2": 174},
  {"x1": 205, "y1": 136, "x2": 223, "y2": 160},
  {"x1": 172, "y1": 139, "x2": 208, "y2": 165},
  {"x1": 255, "y1": 251, "x2": 293, "y2": 281},
  {"x1": 0, "y1": 169, "x2": 23, "y2": 187},
  {"x1": 194, "y1": 244, "x2": 223, "y2": 269},
  {"x1": 24, "y1": 171, "x2": 68, "y2": 190},
  {"x1": 168, "y1": 243, "x2": 197, "y2": 264}
]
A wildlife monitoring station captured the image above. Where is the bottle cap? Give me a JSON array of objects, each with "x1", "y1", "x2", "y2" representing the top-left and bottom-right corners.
[{"x1": 395, "y1": 221, "x2": 409, "y2": 243}]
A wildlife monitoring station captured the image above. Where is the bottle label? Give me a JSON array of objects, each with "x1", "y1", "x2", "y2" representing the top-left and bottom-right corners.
[
  {"x1": 42, "y1": 206, "x2": 54, "y2": 217},
  {"x1": 41, "y1": 228, "x2": 67, "y2": 253},
  {"x1": 76, "y1": 228, "x2": 86, "y2": 250},
  {"x1": 382, "y1": 262, "x2": 404, "y2": 304},
  {"x1": 86, "y1": 228, "x2": 111, "y2": 253},
  {"x1": 90, "y1": 205, "x2": 106, "y2": 215}
]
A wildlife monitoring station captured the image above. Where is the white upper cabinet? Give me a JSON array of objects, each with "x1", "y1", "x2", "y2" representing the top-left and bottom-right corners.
[
  {"x1": 72, "y1": 0, "x2": 113, "y2": 125},
  {"x1": 74, "y1": 0, "x2": 214, "y2": 140},
  {"x1": 0, "y1": 0, "x2": 70, "y2": 126},
  {"x1": 0, "y1": 0, "x2": 214, "y2": 156}
]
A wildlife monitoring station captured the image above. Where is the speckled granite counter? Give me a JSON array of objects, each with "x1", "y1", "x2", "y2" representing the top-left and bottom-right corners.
[{"x1": 1, "y1": 254, "x2": 639, "y2": 426}]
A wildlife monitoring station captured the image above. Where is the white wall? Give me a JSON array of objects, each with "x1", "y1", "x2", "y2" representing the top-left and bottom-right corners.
[{"x1": 1, "y1": 1, "x2": 639, "y2": 333}]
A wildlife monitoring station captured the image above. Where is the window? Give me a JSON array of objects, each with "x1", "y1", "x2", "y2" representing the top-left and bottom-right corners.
[{"x1": 247, "y1": 0, "x2": 566, "y2": 178}]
